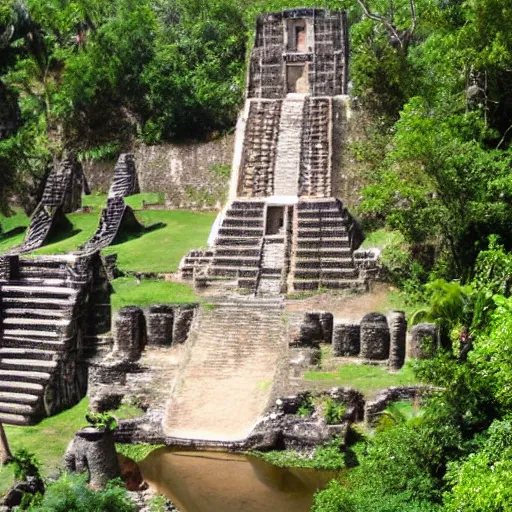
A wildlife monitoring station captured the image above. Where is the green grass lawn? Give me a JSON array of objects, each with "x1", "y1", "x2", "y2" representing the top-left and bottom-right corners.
[
  {"x1": 0, "y1": 193, "x2": 216, "y2": 274},
  {"x1": 305, "y1": 362, "x2": 418, "y2": 398},
  {"x1": 111, "y1": 277, "x2": 199, "y2": 310},
  {"x1": 103, "y1": 209, "x2": 216, "y2": 273},
  {"x1": 0, "y1": 399, "x2": 89, "y2": 494}
]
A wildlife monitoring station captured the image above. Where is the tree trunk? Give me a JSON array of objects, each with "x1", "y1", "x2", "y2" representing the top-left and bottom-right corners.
[{"x1": 0, "y1": 423, "x2": 13, "y2": 465}]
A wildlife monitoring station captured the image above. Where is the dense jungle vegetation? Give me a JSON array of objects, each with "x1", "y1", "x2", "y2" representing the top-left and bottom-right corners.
[{"x1": 3, "y1": 0, "x2": 512, "y2": 510}]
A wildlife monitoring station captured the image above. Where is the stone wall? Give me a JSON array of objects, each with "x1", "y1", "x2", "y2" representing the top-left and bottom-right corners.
[{"x1": 83, "y1": 136, "x2": 234, "y2": 209}]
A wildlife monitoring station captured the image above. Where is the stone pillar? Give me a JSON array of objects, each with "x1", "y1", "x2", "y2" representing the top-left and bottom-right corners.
[
  {"x1": 333, "y1": 322, "x2": 360, "y2": 356},
  {"x1": 360, "y1": 312, "x2": 390, "y2": 360},
  {"x1": 388, "y1": 311, "x2": 407, "y2": 371},
  {"x1": 319, "y1": 311, "x2": 334, "y2": 343},
  {"x1": 114, "y1": 306, "x2": 146, "y2": 361},
  {"x1": 147, "y1": 305, "x2": 174, "y2": 346},
  {"x1": 172, "y1": 305, "x2": 196, "y2": 344},
  {"x1": 64, "y1": 427, "x2": 120, "y2": 490},
  {"x1": 409, "y1": 323, "x2": 438, "y2": 359}
]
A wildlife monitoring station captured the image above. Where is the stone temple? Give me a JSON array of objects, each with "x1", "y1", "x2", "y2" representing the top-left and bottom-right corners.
[{"x1": 181, "y1": 8, "x2": 369, "y2": 295}]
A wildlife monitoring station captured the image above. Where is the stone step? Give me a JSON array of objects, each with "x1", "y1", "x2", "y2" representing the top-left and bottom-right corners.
[
  {"x1": 215, "y1": 237, "x2": 262, "y2": 247},
  {"x1": 294, "y1": 269, "x2": 359, "y2": 279},
  {"x1": 0, "y1": 412, "x2": 32, "y2": 426},
  {"x1": 297, "y1": 239, "x2": 351, "y2": 248},
  {"x1": 1, "y1": 297, "x2": 74, "y2": 308},
  {"x1": 0, "y1": 380, "x2": 44, "y2": 393},
  {"x1": 3, "y1": 317, "x2": 70, "y2": 327},
  {"x1": 3, "y1": 308, "x2": 68, "y2": 318},
  {"x1": 0, "y1": 348, "x2": 56, "y2": 361},
  {"x1": 0, "y1": 401, "x2": 37, "y2": 416},
  {"x1": 0, "y1": 285, "x2": 78, "y2": 297},
  {"x1": 294, "y1": 258, "x2": 355, "y2": 269},
  {"x1": 0, "y1": 392, "x2": 40, "y2": 405},
  {"x1": 0, "y1": 359, "x2": 58, "y2": 372},
  {"x1": 209, "y1": 267, "x2": 259, "y2": 278},
  {"x1": 1, "y1": 336, "x2": 66, "y2": 350},
  {"x1": 3, "y1": 329, "x2": 60, "y2": 338},
  {"x1": 0, "y1": 369, "x2": 51, "y2": 384}
]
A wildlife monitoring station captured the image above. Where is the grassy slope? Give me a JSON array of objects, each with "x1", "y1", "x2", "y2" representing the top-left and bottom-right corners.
[
  {"x1": 0, "y1": 399, "x2": 89, "y2": 494},
  {"x1": 0, "y1": 194, "x2": 216, "y2": 273},
  {"x1": 305, "y1": 362, "x2": 418, "y2": 398},
  {"x1": 111, "y1": 277, "x2": 199, "y2": 309}
]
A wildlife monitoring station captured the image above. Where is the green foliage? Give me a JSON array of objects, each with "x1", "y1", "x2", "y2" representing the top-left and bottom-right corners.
[
  {"x1": 254, "y1": 438, "x2": 346, "y2": 471},
  {"x1": 444, "y1": 419, "x2": 512, "y2": 512},
  {"x1": 322, "y1": 398, "x2": 346, "y2": 426},
  {"x1": 116, "y1": 444, "x2": 163, "y2": 463},
  {"x1": 410, "y1": 279, "x2": 473, "y2": 347},
  {"x1": 9, "y1": 449, "x2": 41, "y2": 482},
  {"x1": 85, "y1": 412, "x2": 117, "y2": 432},
  {"x1": 297, "y1": 395, "x2": 314, "y2": 417},
  {"x1": 27, "y1": 474, "x2": 136, "y2": 512}
]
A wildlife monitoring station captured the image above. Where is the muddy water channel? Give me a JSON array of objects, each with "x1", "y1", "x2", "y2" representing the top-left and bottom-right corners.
[{"x1": 139, "y1": 449, "x2": 336, "y2": 512}]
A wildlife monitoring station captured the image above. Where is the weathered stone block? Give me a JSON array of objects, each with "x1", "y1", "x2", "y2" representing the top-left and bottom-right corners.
[
  {"x1": 319, "y1": 311, "x2": 333, "y2": 343},
  {"x1": 147, "y1": 305, "x2": 174, "y2": 346},
  {"x1": 333, "y1": 322, "x2": 360, "y2": 356},
  {"x1": 172, "y1": 305, "x2": 196, "y2": 344},
  {"x1": 114, "y1": 306, "x2": 147, "y2": 361},
  {"x1": 360, "y1": 312, "x2": 390, "y2": 360},
  {"x1": 388, "y1": 311, "x2": 407, "y2": 371},
  {"x1": 409, "y1": 323, "x2": 438, "y2": 359}
]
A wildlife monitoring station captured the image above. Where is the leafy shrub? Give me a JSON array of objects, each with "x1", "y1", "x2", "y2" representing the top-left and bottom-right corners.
[
  {"x1": 85, "y1": 412, "x2": 118, "y2": 432},
  {"x1": 27, "y1": 474, "x2": 136, "y2": 512},
  {"x1": 10, "y1": 449, "x2": 41, "y2": 482},
  {"x1": 296, "y1": 395, "x2": 314, "y2": 417},
  {"x1": 322, "y1": 398, "x2": 346, "y2": 425}
]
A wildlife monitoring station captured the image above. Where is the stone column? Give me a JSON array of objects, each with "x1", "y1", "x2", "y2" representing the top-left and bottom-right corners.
[
  {"x1": 319, "y1": 312, "x2": 334, "y2": 343},
  {"x1": 113, "y1": 306, "x2": 146, "y2": 361},
  {"x1": 64, "y1": 427, "x2": 120, "y2": 490},
  {"x1": 172, "y1": 305, "x2": 196, "y2": 344},
  {"x1": 409, "y1": 323, "x2": 438, "y2": 359},
  {"x1": 388, "y1": 311, "x2": 407, "y2": 371},
  {"x1": 360, "y1": 312, "x2": 390, "y2": 360},
  {"x1": 332, "y1": 322, "x2": 360, "y2": 356},
  {"x1": 147, "y1": 305, "x2": 174, "y2": 346}
]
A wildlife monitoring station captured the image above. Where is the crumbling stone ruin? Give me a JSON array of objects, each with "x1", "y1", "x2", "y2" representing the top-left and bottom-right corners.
[
  {"x1": 81, "y1": 153, "x2": 145, "y2": 253},
  {"x1": 8, "y1": 153, "x2": 87, "y2": 255},
  {"x1": 0, "y1": 253, "x2": 111, "y2": 426},
  {"x1": 180, "y1": 9, "x2": 377, "y2": 295}
]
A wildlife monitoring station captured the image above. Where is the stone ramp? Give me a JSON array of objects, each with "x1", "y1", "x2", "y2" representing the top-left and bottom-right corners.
[{"x1": 164, "y1": 301, "x2": 287, "y2": 442}]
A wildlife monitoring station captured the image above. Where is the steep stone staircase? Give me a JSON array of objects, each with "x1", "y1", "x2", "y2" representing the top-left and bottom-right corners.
[
  {"x1": 200, "y1": 200, "x2": 266, "y2": 291},
  {"x1": 257, "y1": 237, "x2": 285, "y2": 296},
  {"x1": 299, "y1": 98, "x2": 332, "y2": 197},
  {"x1": 9, "y1": 157, "x2": 82, "y2": 255},
  {"x1": 239, "y1": 100, "x2": 281, "y2": 197},
  {"x1": 81, "y1": 198, "x2": 131, "y2": 253},
  {"x1": 273, "y1": 97, "x2": 305, "y2": 196},
  {"x1": 164, "y1": 300, "x2": 287, "y2": 442},
  {"x1": 108, "y1": 153, "x2": 139, "y2": 199},
  {"x1": 81, "y1": 153, "x2": 143, "y2": 253},
  {"x1": 292, "y1": 199, "x2": 366, "y2": 292},
  {"x1": 0, "y1": 255, "x2": 89, "y2": 425}
]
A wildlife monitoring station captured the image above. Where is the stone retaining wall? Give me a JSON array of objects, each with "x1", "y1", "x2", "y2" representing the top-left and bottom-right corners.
[{"x1": 83, "y1": 137, "x2": 234, "y2": 209}]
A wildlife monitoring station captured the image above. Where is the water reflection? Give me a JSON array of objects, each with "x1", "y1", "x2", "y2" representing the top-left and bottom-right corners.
[{"x1": 139, "y1": 449, "x2": 335, "y2": 512}]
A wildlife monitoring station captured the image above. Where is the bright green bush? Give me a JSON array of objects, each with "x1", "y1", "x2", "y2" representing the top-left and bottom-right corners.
[{"x1": 27, "y1": 474, "x2": 136, "y2": 512}]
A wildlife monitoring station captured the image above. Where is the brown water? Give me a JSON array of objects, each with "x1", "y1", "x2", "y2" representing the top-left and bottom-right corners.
[{"x1": 139, "y1": 449, "x2": 336, "y2": 512}]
